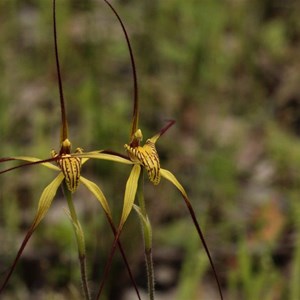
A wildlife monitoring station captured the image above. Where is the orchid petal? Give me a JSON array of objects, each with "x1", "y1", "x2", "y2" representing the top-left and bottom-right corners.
[
  {"x1": 80, "y1": 176, "x2": 112, "y2": 218},
  {"x1": 34, "y1": 172, "x2": 64, "y2": 227},
  {"x1": 96, "y1": 164, "x2": 141, "y2": 300},
  {"x1": 120, "y1": 164, "x2": 141, "y2": 228},
  {"x1": 73, "y1": 151, "x2": 133, "y2": 165},
  {"x1": 80, "y1": 176, "x2": 142, "y2": 300},
  {"x1": 160, "y1": 168, "x2": 223, "y2": 300}
]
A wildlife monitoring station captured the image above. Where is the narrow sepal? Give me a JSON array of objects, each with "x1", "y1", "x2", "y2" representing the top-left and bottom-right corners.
[
  {"x1": 53, "y1": 0, "x2": 69, "y2": 141},
  {"x1": 103, "y1": 0, "x2": 139, "y2": 138},
  {"x1": 160, "y1": 168, "x2": 223, "y2": 300},
  {"x1": 97, "y1": 165, "x2": 141, "y2": 299},
  {"x1": 0, "y1": 173, "x2": 63, "y2": 293},
  {"x1": 0, "y1": 156, "x2": 60, "y2": 174},
  {"x1": 80, "y1": 176, "x2": 112, "y2": 218},
  {"x1": 73, "y1": 151, "x2": 133, "y2": 165},
  {"x1": 81, "y1": 179, "x2": 141, "y2": 299},
  {"x1": 149, "y1": 120, "x2": 176, "y2": 143},
  {"x1": 120, "y1": 164, "x2": 141, "y2": 228}
]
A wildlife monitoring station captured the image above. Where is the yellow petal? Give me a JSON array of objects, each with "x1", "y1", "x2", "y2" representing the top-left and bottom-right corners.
[
  {"x1": 120, "y1": 164, "x2": 141, "y2": 228},
  {"x1": 33, "y1": 172, "x2": 64, "y2": 229},
  {"x1": 80, "y1": 176, "x2": 112, "y2": 218},
  {"x1": 73, "y1": 151, "x2": 133, "y2": 165}
]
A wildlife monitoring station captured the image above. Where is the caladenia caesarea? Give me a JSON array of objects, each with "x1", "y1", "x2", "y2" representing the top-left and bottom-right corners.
[
  {"x1": 96, "y1": 1, "x2": 224, "y2": 300},
  {"x1": 0, "y1": 1, "x2": 142, "y2": 299}
]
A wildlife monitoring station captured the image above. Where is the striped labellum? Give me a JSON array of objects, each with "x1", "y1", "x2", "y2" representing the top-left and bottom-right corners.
[
  {"x1": 52, "y1": 148, "x2": 83, "y2": 193},
  {"x1": 125, "y1": 139, "x2": 161, "y2": 185}
]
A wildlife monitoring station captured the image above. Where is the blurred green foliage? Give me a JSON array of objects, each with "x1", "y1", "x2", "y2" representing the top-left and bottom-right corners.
[{"x1": 1, "y1": 0, "x2": 300, "y2": 299}]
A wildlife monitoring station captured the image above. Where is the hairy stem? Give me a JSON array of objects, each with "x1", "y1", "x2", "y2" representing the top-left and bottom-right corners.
[{"x1": 63, "y1": 183, "x2": 91, "y2": 300}]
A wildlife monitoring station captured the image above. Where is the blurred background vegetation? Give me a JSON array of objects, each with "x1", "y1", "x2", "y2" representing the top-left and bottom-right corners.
[{"x1": 0, "y1": 0, "x2": 300, "y2": 299}]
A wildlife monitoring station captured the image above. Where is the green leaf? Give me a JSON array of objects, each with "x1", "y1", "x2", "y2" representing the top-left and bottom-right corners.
[
  {"x1": 80, "y1": 176, "x2": 112, "y2": 218},
  {"x1": 120, "y1": 164, "x2": 141, "y2": 228},
  {"x1": 33, "y1": 172, "x2": 64, "y2": 229}
]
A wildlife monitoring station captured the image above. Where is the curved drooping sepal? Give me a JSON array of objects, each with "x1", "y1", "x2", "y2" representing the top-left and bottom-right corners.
[
  {"x1": 160, "y1": 168, "x2": 223, "y2": 300},
  {"x1": 120, "y1": 164, "x2": 141, "y2": 228},
  {"x1": 80, "y1": 176, "x2": 141, "y2": 300},
  {"x1": 0, "y1": 172, "x2": 64, "y2": 293},
  {"x1": 80, "y1": 176, "x2": 112, "y2": 218},
  {"x1": 96, "y1": 164, "x2": 141, "y2": 299}
]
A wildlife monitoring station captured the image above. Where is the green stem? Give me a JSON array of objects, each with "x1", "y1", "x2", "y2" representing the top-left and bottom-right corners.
[
  {"x1": 63, "y1": 182, "x2": 91, "y2": 300},
  {"x1": 137, "y1": 170, "x2": 155, "y2": 300}
]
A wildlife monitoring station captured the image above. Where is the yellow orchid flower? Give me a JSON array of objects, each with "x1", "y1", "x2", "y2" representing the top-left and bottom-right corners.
[
  {"x1": 0, "y1": 1, "x2": 140, "y2": 299},
  {"x1": 97, "y1": 1, "x2": 224, "y2": 300}
]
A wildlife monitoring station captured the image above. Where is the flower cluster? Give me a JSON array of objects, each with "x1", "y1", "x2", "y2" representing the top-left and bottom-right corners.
[{"x1": 0, "y1": 1, "x2": 223, "y2": 300}]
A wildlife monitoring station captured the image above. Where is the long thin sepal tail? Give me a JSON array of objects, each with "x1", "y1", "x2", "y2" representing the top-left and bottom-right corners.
[
  {"x1": 53, "y1": 0, "x2": 68, "y2": 142},
  {"x1": 103, "y1": 0, "x2": 139, "y2": 139},
  {"x1": 160, "y1": 168, "x2": 224, "y2": 300},
  {"x1": 80, "y1": 176, "x2": 141, "y2": 300},
  {"x1": 0, "y1": 156, "x2": 60, "y2": 174},
  {"x1": 0, "y1": 173, "x2": 64, "y2": 293}
]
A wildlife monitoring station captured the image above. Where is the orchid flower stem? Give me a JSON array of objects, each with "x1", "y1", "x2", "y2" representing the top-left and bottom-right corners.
[
  {"x1": 137, "y1": 170, "x2": 155, "y2": 300},
  {"x1": 62, "y1": 183, "x2": 91, "y2": 300}
]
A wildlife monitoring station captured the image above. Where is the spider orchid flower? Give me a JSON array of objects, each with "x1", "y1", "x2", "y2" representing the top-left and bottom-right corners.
[
  {"x1": 0, "y1": 1, "x2": 141, "y2": 299},
  {"x1": 97, "y1": 1, "x2": 224, "y2": 299}
]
